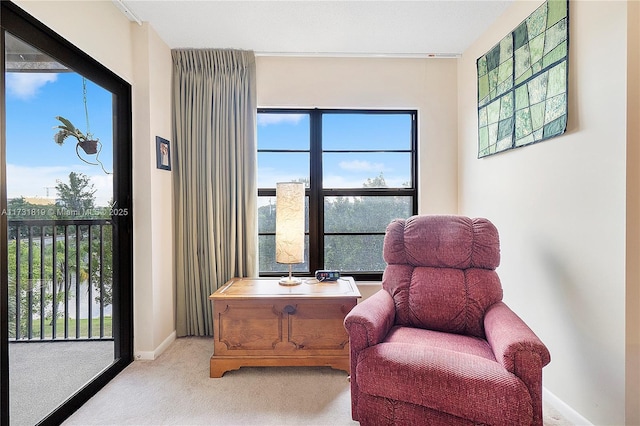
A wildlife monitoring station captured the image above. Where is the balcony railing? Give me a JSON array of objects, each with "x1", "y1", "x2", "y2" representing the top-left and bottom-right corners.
[{"x1": 8, "y1": 219, "x2": 113, "y2": 341}]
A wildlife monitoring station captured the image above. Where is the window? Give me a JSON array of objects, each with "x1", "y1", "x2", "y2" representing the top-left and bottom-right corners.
[{"x1": 258, "y1": 109, "x2": 417, "y2": 281}]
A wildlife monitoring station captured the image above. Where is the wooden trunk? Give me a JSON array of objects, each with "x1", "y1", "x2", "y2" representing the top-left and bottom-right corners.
[{"x1": 209, "y1": 277, "x2": 361, "y2": 378}]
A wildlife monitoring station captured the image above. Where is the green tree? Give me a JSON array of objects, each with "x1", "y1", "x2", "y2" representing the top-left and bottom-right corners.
[
  {"x1": 55, "y1": 172, "x2": 96, "y2": 214},
  {"x1": 7, "y1": 238, "x2": 43, "y2": 338},
  {"x1": 363, "y1": 172, "x2": 388, "y2": 188},
  {"x1": 90, "y1": 224, "x2": 113, "y2": 306}
]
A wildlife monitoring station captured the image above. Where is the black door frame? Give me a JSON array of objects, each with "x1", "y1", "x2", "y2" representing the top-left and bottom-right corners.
[{"x1": 0, "y1": 2, "x2": 133, "y2": 425}]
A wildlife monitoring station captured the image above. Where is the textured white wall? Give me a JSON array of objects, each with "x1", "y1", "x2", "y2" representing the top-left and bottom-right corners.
[
  {"x1": 458, "y1": 1, "x2": 628, "y2": 423},
  {"x1": 146, "y1": 26, "x2": 175, "y2": 356},
  {"x1": 626, "y1": 2, "x2": 640, "y2": 424},
  {"x1": 130, "y1": 23, "x2": 175, "y2": 359}
]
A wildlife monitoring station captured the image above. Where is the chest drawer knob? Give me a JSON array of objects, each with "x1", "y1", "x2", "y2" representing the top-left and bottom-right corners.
[{"x1": 283, "y1": 305, "x2": 297, "y2": 315}]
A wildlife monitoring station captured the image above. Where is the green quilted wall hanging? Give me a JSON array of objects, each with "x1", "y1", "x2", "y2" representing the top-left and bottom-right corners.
[{"x1": 477, "y1": 0, "x2": 568, "y2": 158}]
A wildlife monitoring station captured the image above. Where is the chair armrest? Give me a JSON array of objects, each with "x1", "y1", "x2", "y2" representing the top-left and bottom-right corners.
[
  {"x1": 344, "y1": 289, "x2": 396, "y2": 352},
  {"x1": 484, "y1": 301, "x2": 551, "y2": 373},
  {"x1": 344, "y1": 289, "x2": 395, "y2": 421},
  {"x1": 485, "y1": 301, "x2": 550, "y2": 426}
]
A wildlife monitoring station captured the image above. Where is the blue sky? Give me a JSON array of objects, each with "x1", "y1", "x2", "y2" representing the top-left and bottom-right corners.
[
  {"x1": 257, "y1": 112, "x2": 412, "y2": 190},
  {"x1": 5, "y1": 71, "x2": 114, "y2": 206}
]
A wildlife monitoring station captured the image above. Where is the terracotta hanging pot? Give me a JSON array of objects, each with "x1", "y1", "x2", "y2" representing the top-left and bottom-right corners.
[{"x1": 78, "y1": 139, "x2": 99, "y2": 155}]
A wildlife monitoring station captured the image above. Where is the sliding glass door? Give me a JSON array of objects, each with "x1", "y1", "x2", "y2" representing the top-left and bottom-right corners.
[{"x1": 1, "y1": 3, "x2": 132, "y2": 425}]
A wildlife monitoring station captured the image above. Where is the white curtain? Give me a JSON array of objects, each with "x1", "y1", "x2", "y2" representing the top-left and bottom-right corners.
[{"x1": 172, "y1": 49, "x2": 258, "y2": 336}]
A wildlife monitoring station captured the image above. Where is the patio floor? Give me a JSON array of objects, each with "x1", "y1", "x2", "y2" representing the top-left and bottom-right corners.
[{"x1": 8, "y1": 340, "x2": 114, "y2": 426}]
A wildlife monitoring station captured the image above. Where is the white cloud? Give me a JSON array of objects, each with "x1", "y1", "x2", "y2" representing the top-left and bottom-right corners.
[
  {"x1": 323, "y1": 175, "x2": 359, "y2": 188},
  {"x1": 339, "y1": 160, "x2": 386, "y2": 172},
  {"x1": 258, "y1": 113, "x2": 305, "y2": 126},
  {"x1": 325, "y1": 174, "x2": 408, "y2": 189},
  {"x1": 87, "y1": 172, "x2": 114, "y2": 206},
  {"x1": 6, "y1": 73, "x2": 58, "y2": 100},
  {"x1": 7, "y1": 163, "x2": 113, "y2": 206}
]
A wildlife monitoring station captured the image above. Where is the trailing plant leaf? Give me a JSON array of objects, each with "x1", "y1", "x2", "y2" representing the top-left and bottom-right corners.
[
  {"x1": 55, "y1": 116, "x2": 76, "y2": 132},
  {"x1": 54, "y1": 130, "x2": 71, "y2": 145},
  {"x1": 53, "y1": 116, "x2": 89, "y2": 145}
]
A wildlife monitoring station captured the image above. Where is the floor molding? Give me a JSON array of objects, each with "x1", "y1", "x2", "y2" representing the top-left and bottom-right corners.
[
  {"x1": 134, "y1": 331, "x2": 176, "y2": 360},
  {"x1": 544, "y1": 387, "x2": 593, "y2": 425}
]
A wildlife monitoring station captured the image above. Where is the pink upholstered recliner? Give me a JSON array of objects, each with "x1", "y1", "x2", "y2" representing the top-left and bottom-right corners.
[{"x1": 344, "y1": 215, "x2": 550, "y2": 426}]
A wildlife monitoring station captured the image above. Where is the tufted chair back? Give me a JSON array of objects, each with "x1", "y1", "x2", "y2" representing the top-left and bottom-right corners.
[{"x1": 382, "y1": 215, "x2": 503, "y2": 338}]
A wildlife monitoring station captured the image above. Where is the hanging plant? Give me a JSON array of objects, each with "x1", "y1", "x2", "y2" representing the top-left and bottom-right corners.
[
  {"x1": 52, "y1": 77, "x2": 111, "y2": 174},
  {"x1": 53, "y1": 116, "x2": 110, "y2": 174},
  {"x1": 53, "y1": 115, "x2": 98, "y2": 154}
]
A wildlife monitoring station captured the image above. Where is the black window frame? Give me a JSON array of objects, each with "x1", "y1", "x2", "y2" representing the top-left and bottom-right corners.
[{"x1": 258, "y1": 108, "x2": 418, "y2": 281}]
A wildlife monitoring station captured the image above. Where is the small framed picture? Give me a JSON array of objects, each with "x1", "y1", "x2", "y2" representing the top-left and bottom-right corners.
[{"x1": 156, "y1": 136, "x2": 171, "y2": 171}]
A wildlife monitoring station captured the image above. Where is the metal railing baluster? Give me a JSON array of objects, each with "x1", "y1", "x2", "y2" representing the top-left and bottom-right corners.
[
  {"x1": 99, "y1": 224, "x2": 105, "y2": 338},
  {"x1": 52, "y1": 225, "x2": 58, "y2": 339},
  {"x1": 27, "y1": 226, "x2": 33, "y2": 339},
  {"x1": 64, "y1": 225, "x2": 69, "y2": 339},
  {"x1": 88, "y1": 225, "x2": 93, "y2": 339},
  {"x1": 75, "y1": 224, "x2": 81, "y2": 339},
  {"x1": 40, "y1": 226, "x2": 46, "y2": 339},
  {"x1": 15, "y1": 227, "x2": 22, "y2": 340}
]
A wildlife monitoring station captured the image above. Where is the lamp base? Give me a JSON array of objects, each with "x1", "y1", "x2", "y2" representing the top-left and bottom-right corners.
[{"x1": 279, "y1": 276, "x2": 302, "y2": 286}]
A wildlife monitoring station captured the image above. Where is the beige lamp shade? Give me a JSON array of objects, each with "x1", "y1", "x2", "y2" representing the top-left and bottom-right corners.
[{"x1": 275, "y1": 182, "x2": 305, "y2": 265}]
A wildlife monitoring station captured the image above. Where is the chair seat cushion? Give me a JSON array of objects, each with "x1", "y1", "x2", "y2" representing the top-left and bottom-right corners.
[
  {"x1": 356, "y1": 342, "x2": 533, "y2": 426},
  {"x1": 384, "y1": 326, "x2": 496, "y2": 361}
]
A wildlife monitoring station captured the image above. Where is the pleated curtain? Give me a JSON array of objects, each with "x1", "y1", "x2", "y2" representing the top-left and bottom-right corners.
[{"x1": 172, "y1": 49, "x2": 258, "y2": 336}]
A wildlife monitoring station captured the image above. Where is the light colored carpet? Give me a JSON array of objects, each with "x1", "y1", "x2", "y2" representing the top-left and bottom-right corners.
[{"x1": 63, "y1": 336, "x2": 573, "y2": 426}]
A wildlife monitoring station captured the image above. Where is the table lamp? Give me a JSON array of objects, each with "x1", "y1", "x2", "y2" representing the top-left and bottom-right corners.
[{"x1": 275, "y1": 182, "x2": 305, "y2": 286}]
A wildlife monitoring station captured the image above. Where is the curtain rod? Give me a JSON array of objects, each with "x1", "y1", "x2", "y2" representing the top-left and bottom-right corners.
[{"x1": 254, "y1": 51, "x2": 461, "y2": 59}]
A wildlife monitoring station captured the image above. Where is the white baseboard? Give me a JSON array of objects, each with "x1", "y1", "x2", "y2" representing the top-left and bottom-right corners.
[
  {"x1": 544, "y1": 387, "x2": 593, "y2": 425},
  {"x1": 134, "y1": 331, "x2": 176, "y2": 361}
]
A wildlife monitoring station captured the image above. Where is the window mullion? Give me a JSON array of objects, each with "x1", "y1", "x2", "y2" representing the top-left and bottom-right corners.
[
  {"x1": 411, "y1": 112, "x2": 419, "y2": 215},
  {"x1": 308, "y1": 110, "x2": 323, "y2": 273}
]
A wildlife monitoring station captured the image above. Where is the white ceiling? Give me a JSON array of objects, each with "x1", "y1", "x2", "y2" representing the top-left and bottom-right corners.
[{"x1": 118, "y1": 0, "x2": 514, "y2": 57}]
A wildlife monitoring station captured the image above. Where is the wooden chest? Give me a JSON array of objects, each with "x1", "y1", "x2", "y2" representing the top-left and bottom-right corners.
[{"x1": 209, "y1": 277, "x2": 361, "y2": 377}]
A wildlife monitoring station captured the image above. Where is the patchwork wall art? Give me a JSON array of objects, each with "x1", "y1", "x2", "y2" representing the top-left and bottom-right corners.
[{"x1": 477, "y1": 0, "x2": 568, "y2": 158}]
